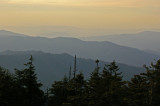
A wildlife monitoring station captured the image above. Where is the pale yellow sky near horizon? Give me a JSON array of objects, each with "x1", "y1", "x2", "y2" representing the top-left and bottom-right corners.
[{"x1": 0, "y1": 0, "x2": 160, "y2": 37}]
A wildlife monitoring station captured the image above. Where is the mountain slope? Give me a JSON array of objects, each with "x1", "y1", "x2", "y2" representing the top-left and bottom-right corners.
[
  {"x1": 81, "y1": 31, "x2": 160, "y2": 55},
  {"x1": 0, "y1": 30, "x2": 27, "y2": 37},
  {"x1": 0, "y1": 51, "x2": 145, "y2": 87},
  {"x1": 0, "y1": 30, "x2": 159, "y2": 66}
]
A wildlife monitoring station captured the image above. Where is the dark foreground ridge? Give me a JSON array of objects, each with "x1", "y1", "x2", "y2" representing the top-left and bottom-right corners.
[{"x1": 0, "y1": 55, "x2": 160, "y2": 106}]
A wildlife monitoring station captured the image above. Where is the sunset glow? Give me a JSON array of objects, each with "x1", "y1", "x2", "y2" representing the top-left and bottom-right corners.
[{"x1": 0, "y1": 0, "x2": 160, "y2": 36}]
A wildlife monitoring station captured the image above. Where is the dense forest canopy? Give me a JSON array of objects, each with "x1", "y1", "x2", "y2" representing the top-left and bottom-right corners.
[{"x1": 0, "y1": 56, "x2": 160, "y2": 106}]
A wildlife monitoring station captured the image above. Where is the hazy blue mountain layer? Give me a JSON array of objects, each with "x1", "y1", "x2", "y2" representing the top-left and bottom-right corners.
[
  {"x1": 0, "y1": 30, "x2": 159, "y2": 66},
  {"x1": 81, "y1": 31, "x2": 160, "y2": 55},
  {"x1": 0, "y1": 51, "x2": 145, "y2": 87}
]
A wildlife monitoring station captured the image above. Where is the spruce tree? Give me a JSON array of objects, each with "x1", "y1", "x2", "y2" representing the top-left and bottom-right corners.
[
  {"x1": 49, "y1": 76, "x2": 69, "y2": 106},
  {"x1": 87, "y1": 59, "x2": 102, "y2": 106},
  {"x1": 0, "y1": 66, "x2": 16, "y2": 105},
  {"x1": 15, "y1": 56, "x2": 44, "y2": 106},
  {"x1": 100, "y1": 61, "x2": 126, "y2": 106},
  {"x1": 142, "y1": 59, "x2": 160, "y2": 106},
  {"x1": 128, "y1": 75, "x2": 148, "y2": 105}
]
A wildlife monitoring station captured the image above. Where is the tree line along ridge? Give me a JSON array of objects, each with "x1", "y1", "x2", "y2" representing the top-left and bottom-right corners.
[{"x1": 0, "y1": 56, "x2": 160, "y2": 106}]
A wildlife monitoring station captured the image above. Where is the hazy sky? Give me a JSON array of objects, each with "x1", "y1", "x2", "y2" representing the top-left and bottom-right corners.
[{"x1": 0, "y1": 0, "x2": 160, "y2": 37}]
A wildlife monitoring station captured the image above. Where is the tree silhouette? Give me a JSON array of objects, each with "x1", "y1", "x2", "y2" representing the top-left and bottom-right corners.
[{"x1": 15, "y1": 56, "x2": 44, "y2": 106}]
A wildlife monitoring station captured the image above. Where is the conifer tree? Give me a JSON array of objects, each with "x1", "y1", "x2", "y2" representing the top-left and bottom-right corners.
[
  {"x1": 49, "y1": 76, "x2": 69, "y2": 106},
  {"x1": 87, "y1": 59, "x2": 102, "y2": 106},
  {"x1": 142, "y1": 59, "x2": 160, "y2": 106},
  {"x1": 128, "y1": 75, "x2": 148, "y2": 105},
  {"x1": 73, "y1": 55, "x2": 77, "y2": 79},
  {"x1": 0, "y1": 66, "x2": 16, "y2": 105},
  {"x1": 100, "y1": 61, "x2": 126, "y2": 105},
  {"x1": 15, "y1": 56, "x2": 44, "y2": 106}
]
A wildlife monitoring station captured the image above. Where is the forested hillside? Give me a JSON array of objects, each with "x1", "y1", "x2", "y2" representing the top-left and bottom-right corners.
[
  {"x1": 0, "y1": 51, "x2": 145, "y2": 87},
  {"x1": 0, "y1": 55, "x2": 160, "y2": 106}
]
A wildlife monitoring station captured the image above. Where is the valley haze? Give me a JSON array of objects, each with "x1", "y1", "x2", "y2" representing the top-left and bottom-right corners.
[
  {"x1": 0, "y1": 30, "x2": 159, "y2": 67},
  {"x1": 0, "y1": 29, "x2": 159, "y2": 87}
]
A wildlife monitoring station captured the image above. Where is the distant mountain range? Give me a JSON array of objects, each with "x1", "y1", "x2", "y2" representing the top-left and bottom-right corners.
[
  {"x1": 0, "y1": 51, "x2": 145, "y2": 88},
  {"x1": 81, "y1": 31, "x2": 160, "y2": 55},
  {"x1": 0, "y1": 30, "x2": 26, "y2": 37},
  {"x1": 0, "y1": 30, "x2": 159, "y2": 67}
]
